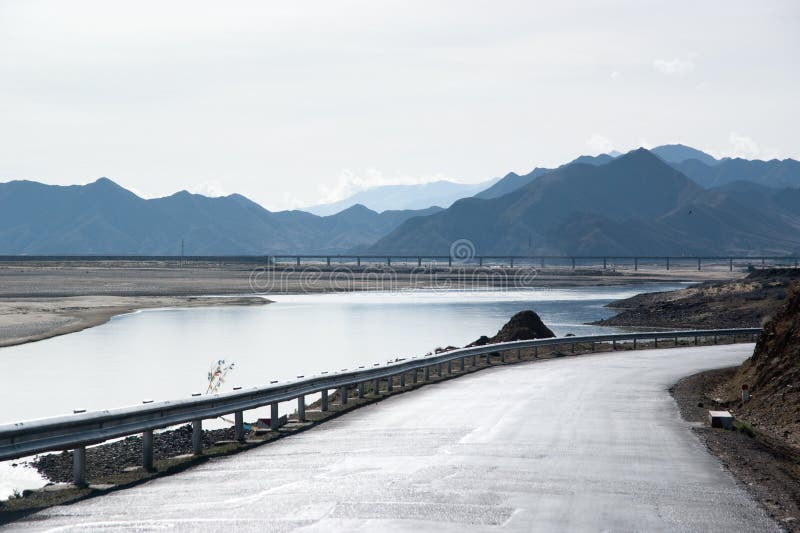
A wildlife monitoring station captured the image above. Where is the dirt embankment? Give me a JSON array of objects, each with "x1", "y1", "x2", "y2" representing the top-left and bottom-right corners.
[
  {"x1": 594, "y1": 268, "x2": 799, "y2": 329},
  {"x1": 672, "y1": 368, "x2": 800, "y2": 530},
  {"x1": 672, "y1": 281, "x2": 800, "y2": 530}
]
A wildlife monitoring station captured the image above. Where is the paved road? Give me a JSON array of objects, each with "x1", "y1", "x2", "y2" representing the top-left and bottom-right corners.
[{"x1": 6, "y1": 345, "x2": 779, "y2": 532}]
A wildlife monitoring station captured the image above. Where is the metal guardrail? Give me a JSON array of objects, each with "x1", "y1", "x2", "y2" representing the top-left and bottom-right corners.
[{"x1": 0, "y1": 328, "x2": 761, "y2": 484}]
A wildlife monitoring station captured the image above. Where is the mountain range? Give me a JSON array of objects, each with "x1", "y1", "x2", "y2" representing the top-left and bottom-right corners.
[
  {"x1": 368, "y1": 149, "x2": 800, "y2": 256},
  {"x1": 0, "y1": 179, "x2": 440, "y2": 254},
  {"x1": 1, "y1": 144, "x2": 799, "y2": 256}
]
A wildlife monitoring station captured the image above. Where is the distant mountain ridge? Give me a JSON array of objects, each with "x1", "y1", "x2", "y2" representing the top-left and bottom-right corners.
[
  {"x1": 367, "y1": 148, "x2": 800, "y2": 256},
  {"x1": 304, "y1": 178, "x2": 497, "y2": 216},
  {"x1": 0, "y1": 179, "x2": 440, "y2": 254}
]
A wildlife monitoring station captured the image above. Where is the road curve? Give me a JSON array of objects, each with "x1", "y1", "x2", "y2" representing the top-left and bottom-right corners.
[{"x1": 6, "y1": 345, "x2": 779, "y2": 532}]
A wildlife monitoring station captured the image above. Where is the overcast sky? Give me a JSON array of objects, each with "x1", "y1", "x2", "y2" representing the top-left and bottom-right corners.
[{"x1": 1, "y1": 1, "x2": 798, "y2": 210}]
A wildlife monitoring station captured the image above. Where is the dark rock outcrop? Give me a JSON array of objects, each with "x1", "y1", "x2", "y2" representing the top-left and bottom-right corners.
[{"x1": 469, "y1": 310, "x2": 555, "y2": 346}]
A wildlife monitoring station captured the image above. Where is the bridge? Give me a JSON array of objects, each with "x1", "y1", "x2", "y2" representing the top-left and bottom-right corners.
[{"x1": 0, "y1": 254, "x2": 798, "y2": 271}]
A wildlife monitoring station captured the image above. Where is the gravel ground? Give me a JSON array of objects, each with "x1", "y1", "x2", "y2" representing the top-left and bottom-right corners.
[
  {"x1": 30, "y1": 425, "x2": 237, "y2": 484},
  {"x1": 671, "y1": 367, "x2": 800, "y2": 531}
]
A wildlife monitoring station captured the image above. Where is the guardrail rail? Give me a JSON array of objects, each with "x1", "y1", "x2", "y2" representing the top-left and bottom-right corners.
[{"x1": 0, "y1": 328, "x2": 761, "y2": 485}]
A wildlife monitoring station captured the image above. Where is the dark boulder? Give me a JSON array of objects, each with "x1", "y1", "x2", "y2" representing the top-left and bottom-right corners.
[{"x1": 469, "y1": 310, "x2": 555, "y2": 346}]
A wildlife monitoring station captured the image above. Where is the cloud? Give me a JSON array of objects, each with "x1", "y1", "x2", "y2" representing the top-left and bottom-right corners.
[
  {"x1": 653, "y1": 57, "x2": 695, "y2": 75},
  {"x1": 610, "y1": 70, "x2": 620, "y2": 81},
  {"x1": 189, "y1": 179, "x2": 226, "y2": 197},
  {"x1": 728, "y1": 132, "x2": 760, "y2": 158},
  {"x1": 586, "y1": 134, "x2": 614, "y2": 154},
  {"x1": 315, "y1": 168, "x2": 452, "y2": 204}
]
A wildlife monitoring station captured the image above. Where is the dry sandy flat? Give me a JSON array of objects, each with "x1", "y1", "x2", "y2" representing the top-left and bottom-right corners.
[
  {"x1": 0, "y1": 264, "x2": 742, "y2": 348},
  {"x1": 0, "y1": 295, "x2": 268, "y2": 348}
]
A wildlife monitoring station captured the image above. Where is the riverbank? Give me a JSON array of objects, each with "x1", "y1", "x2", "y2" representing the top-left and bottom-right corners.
[
  {"x1": 593, "y1": 268, "x2": 799, "y2": 329},
  {"x1": 0, "y1": 295, "x2": 269, "y2": 348},
  {"x1": 671, "y1": 368, "x2": 800, "y2": 530}
]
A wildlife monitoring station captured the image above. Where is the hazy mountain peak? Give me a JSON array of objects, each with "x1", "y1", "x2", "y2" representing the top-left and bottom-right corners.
[{"x1": 651, "y1": 144, "x2": 717, "y2": 165}]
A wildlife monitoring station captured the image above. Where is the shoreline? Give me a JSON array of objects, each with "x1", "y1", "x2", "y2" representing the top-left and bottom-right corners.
[{"x1": 0, "y1": 296, "x2": 270, "y2": 349}]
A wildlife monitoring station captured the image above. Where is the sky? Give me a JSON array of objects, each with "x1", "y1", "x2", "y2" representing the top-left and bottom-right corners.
[{"x1": 1, "y1": 1, "x2": 798, "y2": 211}]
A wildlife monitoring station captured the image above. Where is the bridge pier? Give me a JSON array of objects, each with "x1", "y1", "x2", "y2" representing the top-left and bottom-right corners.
[
  {"x1": 297, "y1": 397, "x2": 306, "y2": 422},
  {"x1": 400, "y1": 372, "x2": 406, "y2": 387},
  {"x1": 340, "y1": 386, "x2": 348, "y2": 405},
  {"x1": 424, "y1": 366, "x2": 430, "y2": 382},
  {"x1": 373, "y1": 378, "x2": 381, "y2": 394},
  {"x1": 357, "y1": 382, "x2": 364, "y2": 398}
]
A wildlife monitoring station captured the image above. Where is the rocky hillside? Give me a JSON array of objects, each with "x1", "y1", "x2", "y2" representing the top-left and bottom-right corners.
[{"x1": 715, "y1": 281, "x2": 800, "y2": 448}]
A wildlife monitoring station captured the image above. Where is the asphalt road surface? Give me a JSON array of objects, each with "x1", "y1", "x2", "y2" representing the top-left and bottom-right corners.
[{"x1": 6, "y1": 345, "x2": 779, "y2": 532}]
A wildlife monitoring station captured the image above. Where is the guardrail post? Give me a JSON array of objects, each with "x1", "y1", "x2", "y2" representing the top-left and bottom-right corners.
[
  {"x1": 297, "y1": 397, "x2": 306, "y2": 422},
  {"x1": 447, "y1": 359, "x2": 453, "y2": 373},
  {"x1": 417, "y1": 257, "x2": 422, "y2": 267},
  {"x1": 471, "y1": 354, "x2": 477, "y2": 367},
  {"x1": 697, "y1": 258, "x2": 702, "y2": 271},
  {"x1": 460, "y1": 357, "x2": 465, "y2": 371},
  {"x1": 386, "y1": 376, "x2": 393, "y2": 392},
  {"x1": 634, "y1": 258, "x2": 638, "y2": 271},
  {"x1": 235, "y1": 411, "x2": 245, "y2": 441},
  {"x1": 501, "y1": 350, "x2": 506, "y2": 363},
  {"x1": 591, "y1": 341, "x2": 596, "y2": 352},
  {"x1": 571, "y1": 257, "x2": 575, "y2": 270},
  {"x1": 438, "y1": 362, "x2": 444, "y2": 376},
  {"x1": 666, "y1": 257, "x2": 670, "y2": 270},
  {"x1": 192, "y1": 419, "x2": 203, "y2": 455},
  {"x1": 713, "y1": 335, "x2": 718, "y2": 345},
  {"x1": 271, "y1": 402, "x2": 280, "y2": 430},
  {"x1": 143, "y1": 430, "x2": 154, "y2": 471},
  {"x1": 612, "y1": 340, "x2": 617, "y2": 351},
  {"x1": 674, "y1": 336, "x2": 678, "y2": 346},
  {"x1": 400, "y1": 372, "x2": 406, "y2": 387},
  {"x1": 729, "y1": 258, "x2": 733, "y2": 272},
  {"x1": 340, "y1": 386, "x2": 348, "y2": 405},
  {"x1": 296, "y1": 256, "x2": 300, "y2": 267},
  {"x1": 534, "y1": 345, "x2": 538, "y2": 357},
  {"x1": 516, "y1": 348, "x2": 521, "y2": 360},
  {"x1": 694, "y1": 336, "x2": 698, "y2": 346},
  {"x1": 424, "y1": 366, "x2": 430, "y2": 381},
  {"x1": 654, "y1": 337, "x2": 658, "y2": 348},
  {"x1": 357, "y1": 382, "x2": 365, "y2": 398},
  {"x1": 603, "y1": 258, "x2": 607, "y2": 270},
  {"x1": 570, "y1": 343, "x2": 575, "y2": 353},
  {"x1": 321, "y1": 389, "x2": 329, "y2": 411},
  {"x1": 633, "y1": 338, "x2": 637, "y2": 349},
  {"x1": 73, "y1": 446, "x2": 86, "y2": 486}
]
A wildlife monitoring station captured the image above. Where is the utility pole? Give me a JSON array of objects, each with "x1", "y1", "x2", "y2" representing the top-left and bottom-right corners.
[{"x1": 180, "y1": 239, "x2": 184, "y2": 268}]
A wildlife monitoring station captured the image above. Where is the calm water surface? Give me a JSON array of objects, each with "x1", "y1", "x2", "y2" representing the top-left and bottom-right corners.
[{"x1": 1, "y1": 283, "x2": 687, "y2": 425}]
